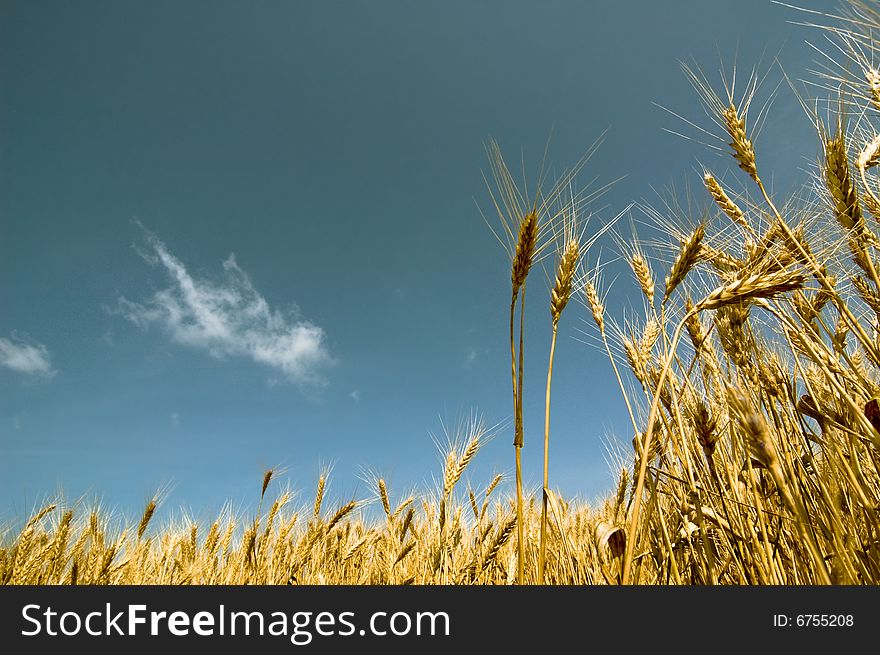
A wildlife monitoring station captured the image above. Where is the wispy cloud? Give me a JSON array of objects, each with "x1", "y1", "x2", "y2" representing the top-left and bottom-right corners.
[
  {"x1": 0, "y1": 334, "x2": 56, "y2": 379},
  {"x1": 463, "y1": 347, "x2": 486, "y2": 369},
  {"x1": 350, "y1": 389, "x2": 360, "y2": 402},
  {"x1": 118, "y1": 231, "x2": 335, "y2": 387}
]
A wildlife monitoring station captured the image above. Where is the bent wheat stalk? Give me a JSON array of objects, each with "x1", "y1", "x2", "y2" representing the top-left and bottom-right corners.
[{"x1": 620, "y1": 310, "x2": 691, "y2": 584}]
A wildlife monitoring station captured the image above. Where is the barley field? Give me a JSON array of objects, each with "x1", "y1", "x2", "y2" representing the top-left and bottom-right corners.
[{"x1": 5, "y1": 1, "x2": 880, "y2": 585}]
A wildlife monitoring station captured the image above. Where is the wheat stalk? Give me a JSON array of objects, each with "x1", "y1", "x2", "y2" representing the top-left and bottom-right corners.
[
  {"x1": 378, "y1": 479, "x2": 391, "y2": 519},
  {"x1": 704, "y1": 172, "x2": 749, "y2": 230},
  {"x1": 825, "y1": 123, "x2": 865, "y2": 232},
  {"x1": 313, "y1": 475, "x2": 326, "y2": 520},
  {"x1": 631, "y1": 252, "x2": 656, "y2": 307},
  {"x1": 694, "y1": 270, "x2": 805, "y2": 312},
  {"x1": 137, "y1": 500, "x2": 156, "y2": 541},
  {"x1": 326, "y1": 501, "x2": 357, "y2": 534},
  {"x1": 584, "y1": 279, "x2": 606, "y2": 333},
  {"x1": 723, "y1": 105, "x2": 758, "y2": 182},
  {"x1": 539, "y1": 226, "x2": 582, "y2": 583},
  {"x1": 664, "y1": 223, "x2": 705, "y2": 303}
]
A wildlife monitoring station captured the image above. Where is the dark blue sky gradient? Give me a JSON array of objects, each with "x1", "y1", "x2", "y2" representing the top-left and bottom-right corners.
[{"x1": 0, "y1": 0, "x2": 833, "y2": 523}]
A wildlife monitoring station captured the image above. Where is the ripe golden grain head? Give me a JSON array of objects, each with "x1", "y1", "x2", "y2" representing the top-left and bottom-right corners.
[
  {"x1": 485, "y1": 473, "x2": 504, "y2": 499},
  {"x1": 704, "y1": 172, "x2": 748, "y2": 229},
  {"x1": 631, "y1": 252, "x2": 655, "y2": 306},
  {"x1": 663, "y1": 223, "x2": 705, "y2": 303},
  {"x1": 622, "y1": 333, "x2": 646, "y2": 383},
  {"x1": 584, "y1": 278, "x2": 605, "y2": 333},
  {"x1": 261, "y1": 469, "x2": 274, "y2": 500},
  {"x1": 727, "y1": 386, "x2": 781, "y2": 475},
  {"x1": 824, "y1": 125, "x2": 865, "y2": 232},
  {"x1": 511, "y1": 211, "x2": 539, "y2": 292},
  {"x1": 695, "y1": 269, "x2": 805, "y2": 312},
  {"x1": 690, "y1": 398, "x2": 719, "y2": 456},
  {"x1": 326, "y1": 501, "x2": 357, "y2": 533},
  {"x1": 137, "y1": 500, "x2": 156, "y2": 541},
  {"x1": 378, "y1": 479, "x2": 391, "y2": 519},
  {"x1": 550, "y1": 237, "x2": 580, "y2": 324},
  {"x1": 640, "y1": 317, "x2": 661, "y2": 362},
  {"x1": 723, "y1": 105, "x2": 758, "y2": 182},
  {"x1": 313, "y1": 475, "x2": 326, "y2": 519},
  {"x1": 684, "y1": 297, "x2": 707, "y2": 352}
]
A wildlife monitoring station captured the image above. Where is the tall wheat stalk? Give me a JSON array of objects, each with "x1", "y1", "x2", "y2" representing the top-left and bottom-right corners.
[
  {"x1": 538, "y1": 222, "x2": 579, "y2": 583},
  {"x1": 482, "y1": 137, "x2": 605, "y2": 583},
  {"x1": 511, "y1": 211, "x2": 537, "y2": 585}
]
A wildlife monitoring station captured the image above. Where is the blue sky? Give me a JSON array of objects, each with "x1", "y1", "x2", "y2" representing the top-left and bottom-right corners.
[{"x1": 0, "y1": 0, "x2": 833, "y2": 523}]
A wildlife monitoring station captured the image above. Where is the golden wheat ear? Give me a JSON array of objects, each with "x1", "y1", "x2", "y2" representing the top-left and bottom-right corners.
[
  {"x1": 137, "y1": 499, "x2": 156, "y2": 541},
  {"x1": 663, "y1": 223, "x2": 705, "y2": 304},
  {"x1": 512, "y1": 211, "x2": 539, "y2": 292},
  {"x1": 550, "y1": 236, "x2": 580, "y2": 325},
  {"x1": 704, "y1": 172, "x2": 749, "y2": 230},
  {"x1": 723, "y1": 104, "x2": 759, "y2": 182},
  {"x1": 823, "y1": 119, "x2": 865, "y2": 233}
]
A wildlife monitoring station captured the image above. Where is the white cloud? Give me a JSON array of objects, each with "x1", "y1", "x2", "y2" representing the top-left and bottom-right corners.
[
  {"x1": 119, "y1": 232, "x2": 335, "y2": 387},
  {"x1": 350, "y1": 389, "x2": 360, "y2": 402},
  {"x1": 0, "y1": 335, "x2": 56, "y2": 378},
  {"x1": 463, "y1": 348, "x2": 479, "y2": 368}
]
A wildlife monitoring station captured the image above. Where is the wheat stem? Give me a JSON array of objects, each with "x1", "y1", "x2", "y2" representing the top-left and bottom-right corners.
[{"x1": 538, "y1": 324, "x2": 558, "y2": 585}]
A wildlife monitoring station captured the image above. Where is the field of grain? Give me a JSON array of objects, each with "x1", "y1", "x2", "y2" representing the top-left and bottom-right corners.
[{"x1": 4, "y1": 1, "x2": 880, "y2": 585}]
